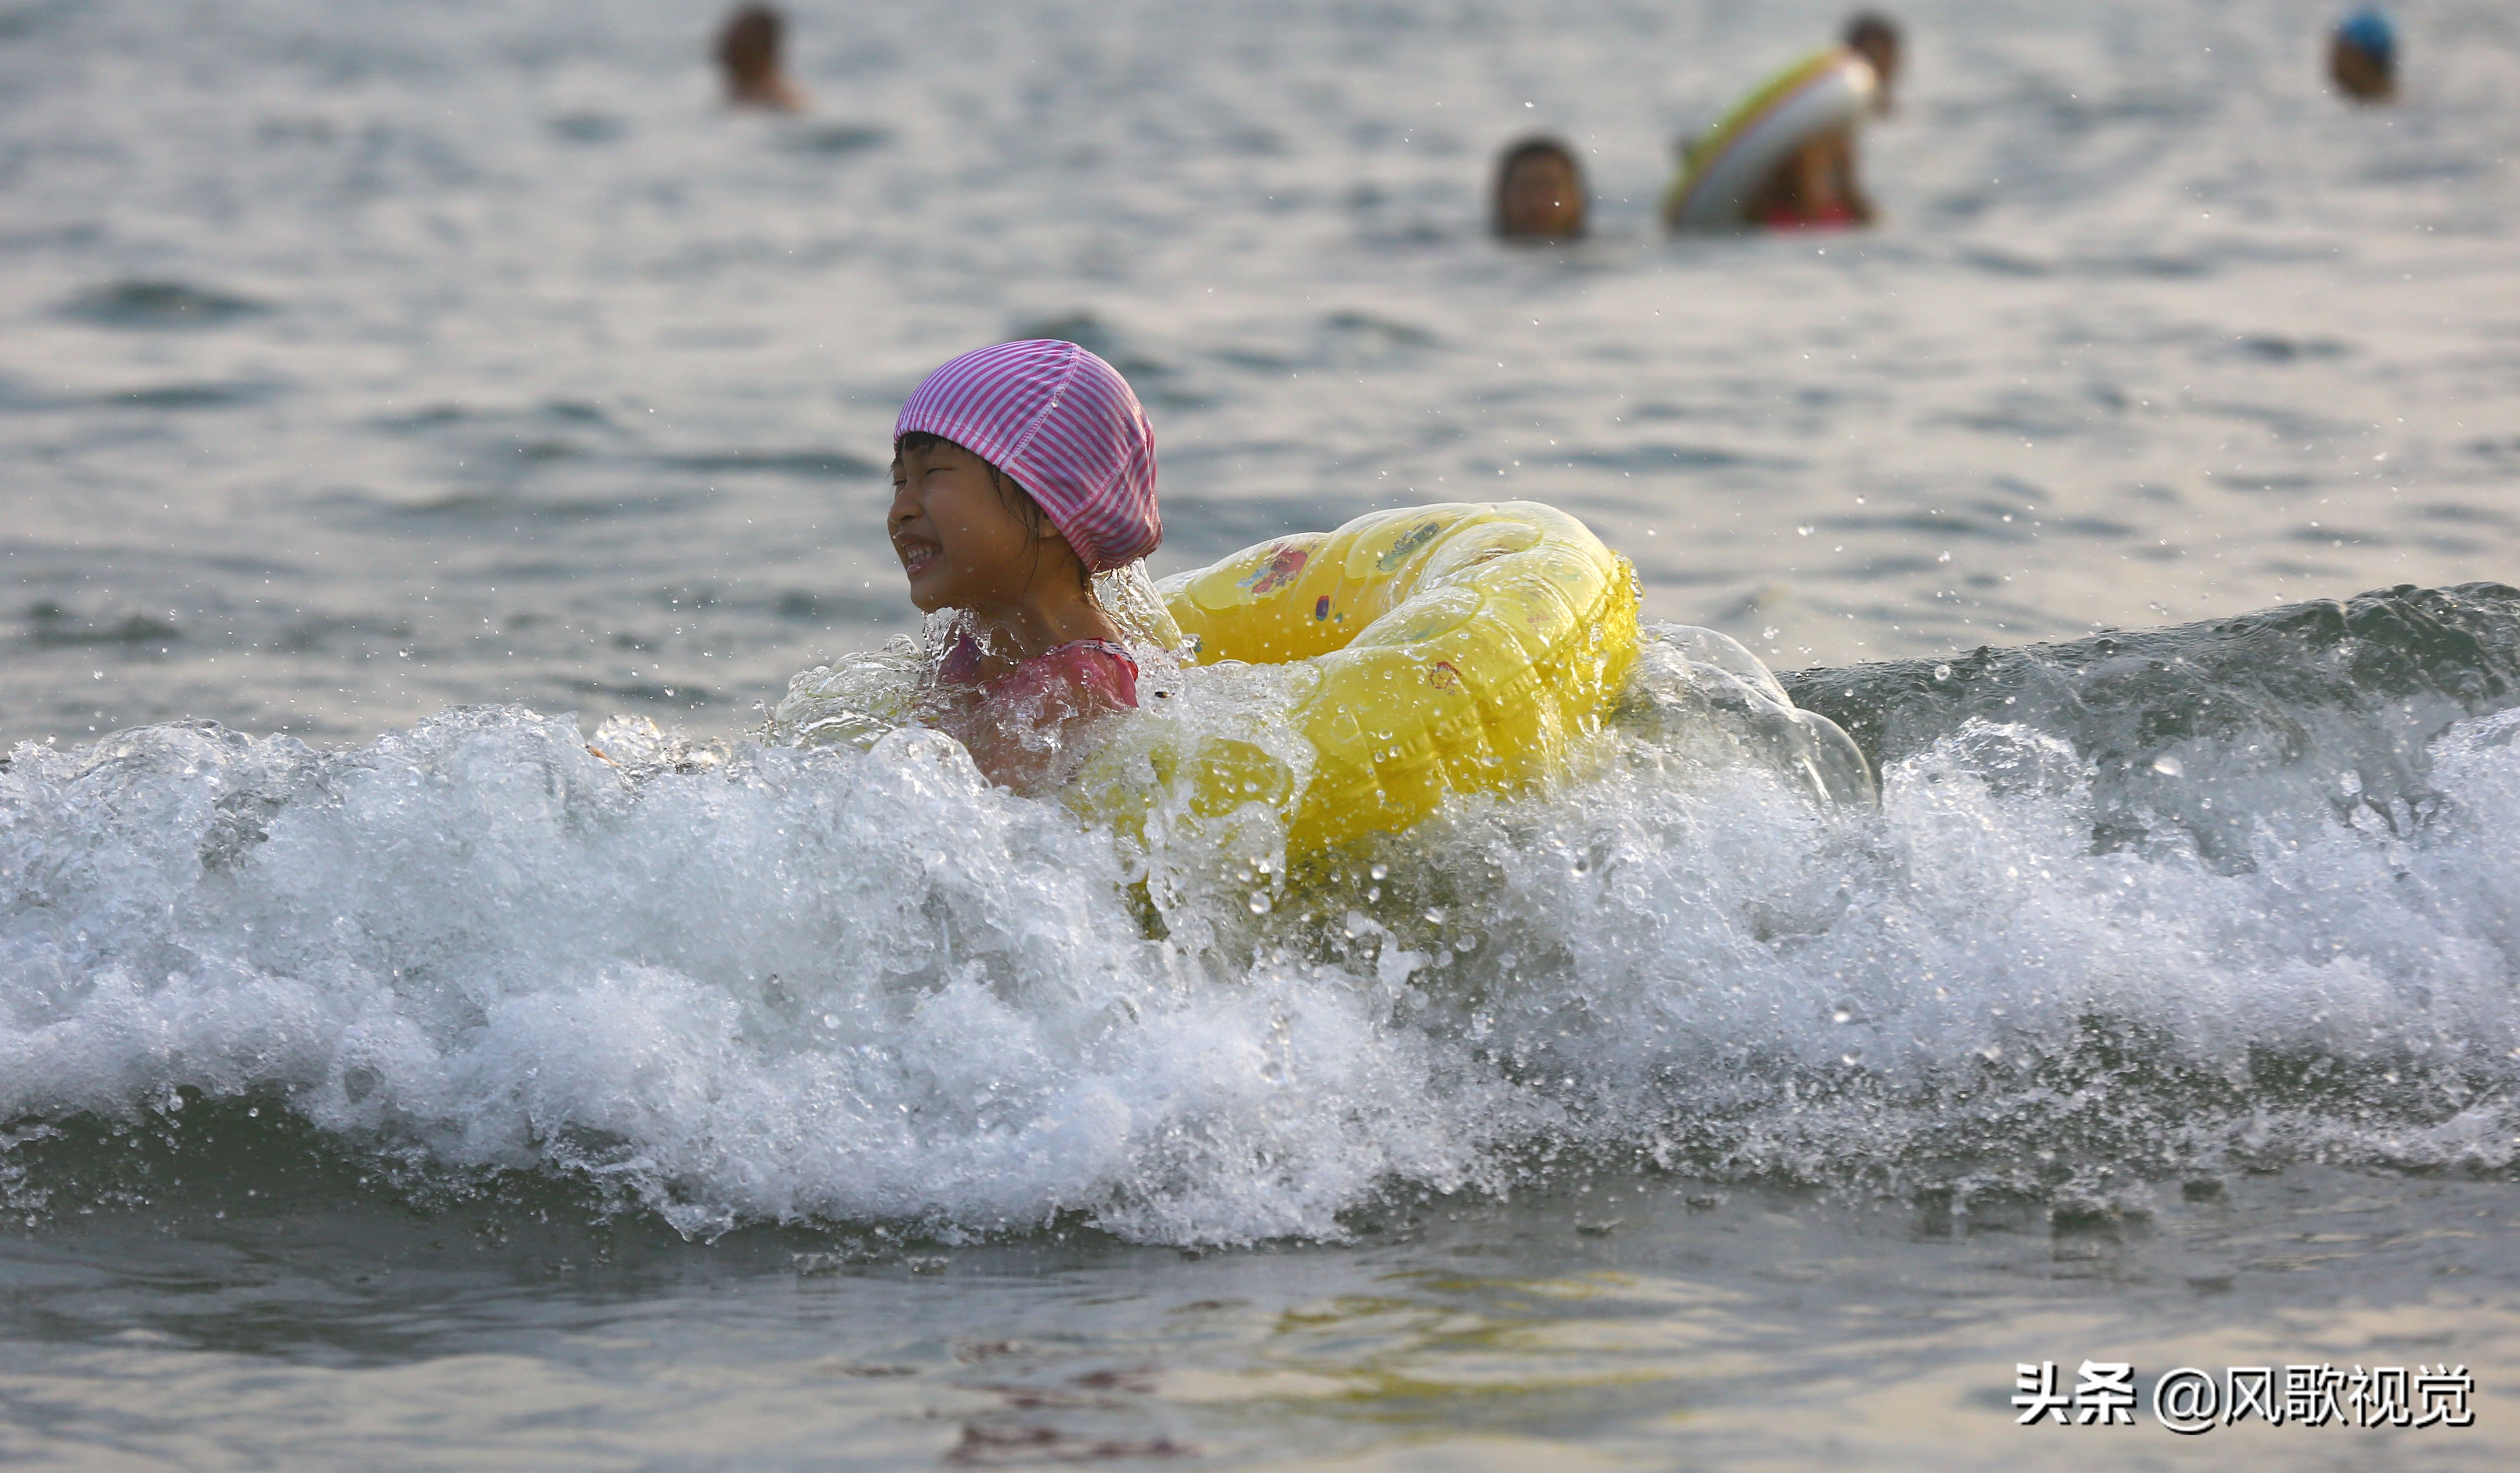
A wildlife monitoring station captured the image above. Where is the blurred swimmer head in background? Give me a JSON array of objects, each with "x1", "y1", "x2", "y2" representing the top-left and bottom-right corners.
[
  {"x1": 1844, "y1": 11, "x2": 1902, "y2": 111},
  {"x1": 1493, "y1": 137, "x2": 1588, "y2": 241},
  {"x1": 716, "y1": 4, "x2": 805, "y2": 111},
  {"x1": 2329, "y1": 8, "x2": 2397, "y2": 103}
]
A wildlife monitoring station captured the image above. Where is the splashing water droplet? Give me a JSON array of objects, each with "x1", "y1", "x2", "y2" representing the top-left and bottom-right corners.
[
  {"x1": 1933, "y1": 664, "x2": 1952, "y2": 682},
  {"x1": 1248, "y1": 892, "x2": 1273, "y2": 915},
  {"x1": 1369, "y1": 864, "x2": 1389, "y2": 881},
  {"x1": 2152, "y1": 755, "x2": 2184, "y2": 777}
]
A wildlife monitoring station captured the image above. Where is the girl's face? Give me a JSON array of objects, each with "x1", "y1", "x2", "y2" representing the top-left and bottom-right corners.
[{"x1": 888, "y1": 437, "x2": 1060, "y2": 614}]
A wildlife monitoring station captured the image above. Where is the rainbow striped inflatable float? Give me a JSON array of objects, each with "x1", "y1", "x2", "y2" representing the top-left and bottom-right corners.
[{"x1": 1663, "y1": 48, "x2": 1877, "y2": 232}]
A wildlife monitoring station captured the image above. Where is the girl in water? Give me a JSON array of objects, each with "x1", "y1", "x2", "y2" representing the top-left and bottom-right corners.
[{"x1": 886, "y1": 340, "x2": 1161, "y2": 793}]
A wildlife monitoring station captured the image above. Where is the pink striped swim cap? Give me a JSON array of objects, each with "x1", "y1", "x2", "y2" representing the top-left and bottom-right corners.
[{"x1": 893, "y1": 339, "x2": 1161, "y2": 572}]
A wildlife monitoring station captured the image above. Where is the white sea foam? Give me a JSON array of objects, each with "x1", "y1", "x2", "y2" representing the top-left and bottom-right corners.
[{"x1": 6, "y1": 633, "x2": 2519, "y2": 1243}]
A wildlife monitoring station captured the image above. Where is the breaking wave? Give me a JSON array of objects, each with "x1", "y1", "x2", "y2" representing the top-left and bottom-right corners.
[{"x1": 6, "y1": 587, "x2": 2520, "y2": 1244}]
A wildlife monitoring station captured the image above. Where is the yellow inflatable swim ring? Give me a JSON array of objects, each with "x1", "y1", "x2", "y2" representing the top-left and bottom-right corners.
[{"x1": 1113, "y1": 502, "x2": 1638, "y2": 855}]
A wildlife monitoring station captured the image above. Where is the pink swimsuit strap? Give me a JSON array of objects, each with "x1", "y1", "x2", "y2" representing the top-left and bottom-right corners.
[
  {"x1": 937, "y1": 634, "x2": 1139, "y2": 708},
  {"x1": 1027, "y1": 639, "x2": 1140, "y2": 710}
]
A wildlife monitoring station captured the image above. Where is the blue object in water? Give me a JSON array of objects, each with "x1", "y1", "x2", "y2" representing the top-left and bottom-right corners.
[{"x1": 2335, "y1": 7, "x2": 2396, "y2": 66}]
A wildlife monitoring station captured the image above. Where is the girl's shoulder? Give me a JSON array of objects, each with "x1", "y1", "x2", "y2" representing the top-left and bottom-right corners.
[
  {"x1": 1045, "y1": 638, "x2": 1136, "y2": 668},
  {"x1": 936, "y1": 633, "x2": 1139, "y2": 710},
  {"x1": 1030, "y1": 639, "x2": 1139, "y2": 709}
]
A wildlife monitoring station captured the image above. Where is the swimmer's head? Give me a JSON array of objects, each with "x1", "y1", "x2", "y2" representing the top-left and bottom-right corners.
[
  {"x1": 889, "y1": 341, "x2": 1159, "y2": 614},
  {"x1": 716, "y1": 5, "x2": 803, "y2": 111},
  {"x1": 2330, "y1": 8, "x2": 2397, "y2": 103},
  {"x1": 1844, "y1": 12, "x2": 1902, "y2": 108},
  {"x1": 889, "y1": 432, "x2": 1084, "y2": 612},
  {"x1": 1493, "y1": 137, "x2": 1587, "y2": 241}
]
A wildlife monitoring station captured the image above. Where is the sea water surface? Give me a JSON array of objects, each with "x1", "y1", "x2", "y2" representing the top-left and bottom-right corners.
[{"x1": 5, "y1": 0, "x2": 2520, "y2": 1467}]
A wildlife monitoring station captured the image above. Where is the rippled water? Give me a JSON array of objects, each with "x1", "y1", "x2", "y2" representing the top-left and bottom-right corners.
[
  {"x1": 6, "y1": 0, "x2": 2520, "y2": 1467},
  {"x1": 8, "y1": 0, "x2": 2520, "y2": 743}
]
